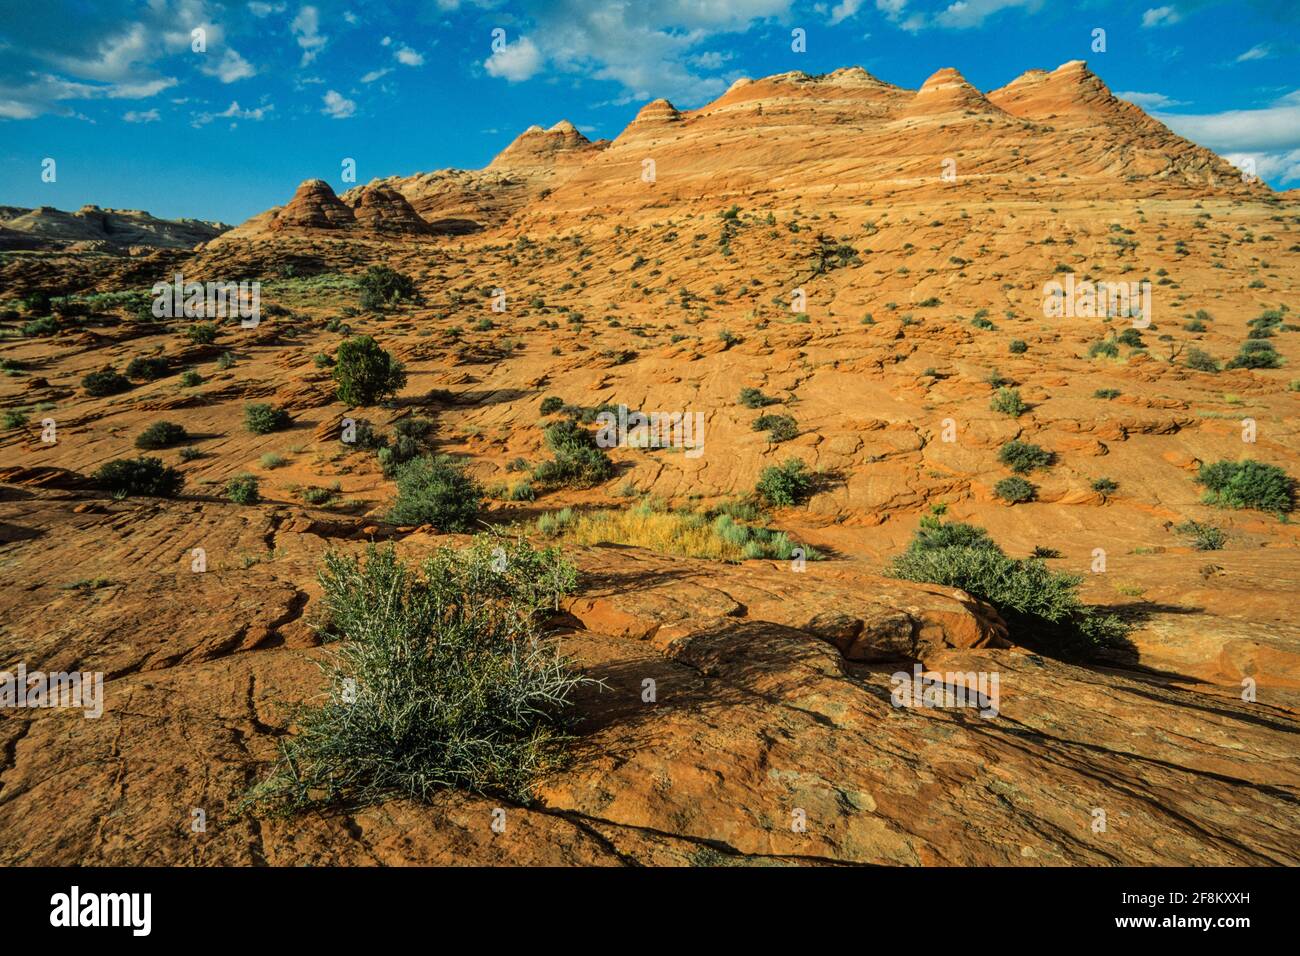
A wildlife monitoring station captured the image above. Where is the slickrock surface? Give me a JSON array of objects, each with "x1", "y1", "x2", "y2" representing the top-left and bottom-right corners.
[{"x1": 1, "y1": 61, "x2": 1298, "y2": 865}]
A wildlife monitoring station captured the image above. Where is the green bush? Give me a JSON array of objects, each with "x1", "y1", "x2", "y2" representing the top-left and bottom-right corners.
[
  {"x1": 1226, "y1": 345, "x2": 1282, "y2": 369},
  {"x1": 3, "y1": 408, "x2": 29, "y2": 429},
  {"x1": 241, "y1": 536, "x2": 584, "y2": 813},
  {"x1": 1093, "y1": 388, "x2": 1121, "y2": 400},
  {"x1": 997, "y1": 440, "x2": 1053, "y2": 474},
  {"x1": 532, "y1": 420, "x2": 614, "y2": 488},
  {"x1": 226, "y1": 474, "x2": 261, "y2": 505},
  {"x1": 1008, "y1": 339, "x2": 1028, "y2": 354},
  {"x1": 756, "y1": 458, "x2": 814, "y2": 507},
  {"x1": 1088, "y1": 340, "x2": 1119, "y2": 359},
  {"x1": 126, "y1": 356, "x2": 171, "y2": 381},
  {"x1": 1184, "y1": 348, "x2": 1219, "y2": 372},
  {"x1": 539, "y1": 395, "x2": 566, "y2": 415},
  {"x1": 135, "y1": 421, "x2": 189, "y2": 450},
  {"x1": 82, "y1": 367, "x2": 133, "y2": 397},
  {"x1": 1116, "y1": 328, "x2": 1144, "y2": 348},
  {"x1": 215, "y1": 351, "x2": 236, "y2": 370},
  {"x1": 180, "y1": 370, "x2": 203, "y2": 387},
  {"x1": 245, "y1": 403, "x2": 292, "y2": 434},
  {"x1": 990, "y1": 387, "x2": 1027, "y2": 417},
  {"x1": 22, "y1": 316, "x2": 58, "y2": 337},
  {"x1": 1195, "y1": 460, "x2": 1294, "y2": 512},
  {"x1": 186, "y1": 322, "x2": 218, "y2": 345},
  {"x1": 1175, "y1": 520, "x2": 1226, "y2": 551},
  {"x1": 94, "y1": 457, "x2": 185, "y2": 498},
  {"x1": 738, "y1": 387, "x2": 778, "y2": 408},
  {"x1": 388, "y1": 455, "x2": 483, "y2": 529},
  {"x1": 752, "y1": 413, "x2": 798, "y2": 442},
  {"x1": 886, "y1": 516, "x2": 1127, "y2": 654},
  {"x1": 994, "y1": 476, "x2": 1036, "y2": 504},
  {"x1": 358, "y1": 266, "x2": 417, "y2": 310},
  {"x1": 332, "y1": 335, "x2": 407, "y2": 406},
  {"x1": 377, "y1": 417, "x2": 435, "y2": 477},
  {"x1": 1091, "y1": 477, "x2": 1119, "y2": 499}
]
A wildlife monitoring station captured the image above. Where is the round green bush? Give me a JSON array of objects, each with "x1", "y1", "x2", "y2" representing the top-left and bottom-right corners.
[
  {"x1": 135, "y1": 421, "x2": 189, "y2": 450},
  {"x1": 756, "y1": 458, "x2": 814, "y2": 507},
  {"x1": 387, "y1": 456, "x2": 483, "y2": 530},
  {"x1": 94, "y1": 457, "x2": 185, "y2": 498},
  {"x1": 226, "y1": 474, "x2": 261, "y2": 505},
  {"x1": 244, "y1": 403, "x2": 292, "y2": 434},
  {"x1": 994, "y1": 476, "x2": 1036, "y2": 504},
  {"x1": 332, "y1": 335, "x2": 407, "y2": 406},
  {"x1": 997, "y1": 440, "x2": 1053, "y2": 474},
  {"x1": 82, "y1": 367, "x2": 133, "y2": 397}
]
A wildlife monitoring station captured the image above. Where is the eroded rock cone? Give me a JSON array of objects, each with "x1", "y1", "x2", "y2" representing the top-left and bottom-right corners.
[
  {"x1": 270, "y1": 179, "x2": 355, "y2": 231},
  {"x1": 349, "y1": 184, "x2": 431, "y2": 234}
]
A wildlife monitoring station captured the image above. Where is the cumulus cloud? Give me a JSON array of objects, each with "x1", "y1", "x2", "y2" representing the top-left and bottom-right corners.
[
  {"x1": 124, "y1": 108, "x2": 160, "y2": 122},
  {"x1": 1117, "y1": 91, "x2": 1187, "y2": 109},
  {"x1": 1156, "y1": 90, "x2": 1300, "y2": 152},
  {"x1": 484, "y1": 36, "x2": 543, "y2": 83},
  {"x1": 394, "y1": 45, "x2": 424, "y2": 67},
  {"x1": 292, "y1": 5, "x2": 327, "y2": 65},
  {"x1": 1142, "y1": 5, "x2": 1181, "y2": 28},
  {"x1": 322, "y1": 88, "x2": 355, "y2": 118},
  {"x1": 192, "y1": 99, "x2": 273, "y2": 125},
  {"x1": 203, "y1": 48, "x2": 256, "y2": 83}
]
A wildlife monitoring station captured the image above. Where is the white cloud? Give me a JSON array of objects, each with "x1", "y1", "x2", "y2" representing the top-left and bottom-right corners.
[
  {"x1": 292, "y1": 5, "x2": 327, "y2": 65},
  {"x1": 1223, "y1": 149, "x2": 1300, "y2": 184},
  {"x1": 932, "y1": 0, "x2": 1040, "y2": 30},
  {"x1": 192, "y1": 99, "x2": 273, "y2": 125},
  {"x1": 248, "y1": 2, "x2": 285, "y2": 16},
  {"x1": 395, "y1": 45, "x2": 424, "y2": 67},
  {"x1": 829, "y1": 0, "x2": 865, "y2": 25},
  {"x1": 1156, "y1": 92, "x2": 1300, "y2": 153},
  {"x1": 1236, "y1": 44, "x2": 1272, "y2": 62},
  {"x1": 124, "y1": 108, "x2": 160, "y2": 122},
  {"x1": 1141, "y1": 6, "x2": 1180, "y2": 28},
  {"x1": 485, "y1": 37, "x2": 543, "y2": 83},
  {"x1": 203, "y1": 48, "x2": 256, "y2": 83},
  {"x1": 1117, "y1": 91, "x2": 1187, "y2": 109},
  {"x1": 360, "y1": 67, "x2": 392, "y2": 83},
  {"x1": 322, "y1": 89, "x2": 355, "y2": 118}
]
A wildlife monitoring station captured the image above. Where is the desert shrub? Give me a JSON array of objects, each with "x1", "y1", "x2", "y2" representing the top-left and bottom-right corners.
[
  {"x1": 332, "y1": 335, "x2": 407, "y2": 406},
  {"x1": 226, "y1": 474, "x2": 261, "y2": 505},
  {"x1": 509, "y1": 479, "x2": 535, "y2": 502},
  {"x1": 215, "y1": 351, "x2": 236, "y2": 370},
  {"x1": 994, "y1": 476, "x2": 1036, "y2": 504},
  {"x1": 756, "y1": 458, "x2": 814, "y2": 507},
  {"x1": 532, "y1": 420, "x2": 614, "y2": 488},
  {"x1": 245, "y1": 403, "x2": 291, "y2": 434},
  {"x1": 1175, "y1": 520, "x2": 1226, "y2": 551},
  {"x1": 22, "y1": 291, "x2": 51, "y2": 314},
  {"x1": 1116, "y1": 328, "x2": 1144, "y2": 348},
  {"x1": 82, "y1": 367, "x2": 133, "y2": 397},
  {"x1": 186, "y1": 322, "x2": 218, "y2": 345},
  {"x1": 358, "y1": 266, "x2": 417, "y2": 310},
  {"x1": 1093, "y1": 388, "x2": 1121, "y2": 400},
  {"x1": 377, "y1": 417, "x2": 434, "y2": 477},
  {"x1": 990, "y1": 387, "x2": 1027, "y2": 417},
  {"x1": 135, "y1": 420, "x2": 188, "y2": 450},
  {"x1": 1088, "y1": 340, "x2": 1120, "y2": 359},
  {"x1": 1091, "y1": 477, "x2": 1119, "y2": 499},
  {"x1": 22, "y1": 316, "x2": 58, "y2": 337},
  {"x1": 241, "y1": 536, "x2": 584, "y2": 812},
  {"x1": 1194, "y1": 460, "x2": 1294, "y2": 512},
  {"x1": 388, "y1": 455, "x2": 483, "y2": 529},
  {"x1": 260, "y1": 452, "x2": 286, "y2": 469},
  {"x1": 93, "y1": 457, "x2": 185, "y2": 498},
  {"x1": 539, "y1": 395, "x2": 565, "y2": 415},
  {"x1": 1226, "y1": 344, "x2": 1282, "y2": 369},
  {"x1": 1009, "y1": 339, "x2": 1028, "y2": 354},
  {"x1": 738, "y1": 387, "x2": 778, "y2": 408},
  {"x1": 752, "y1": 413, "x2": 799, "y2": 442},
  {"x1": 887, "y1": 516, "x2": 1127, "y2": 654},
  {"x1": 3, "y1": 408, "x2": 29, "y2": 429},
  {"x1": 179, "y1": 446, "x2": 203, "y2": 461},
  {"x1": 998, "y1": 440, "x2": 1053, "y2": 474},
  {"x1": 179, "y1": 370, "x2": 202, "y2": 387},
  {"x1": 1184, "y1": 348, "x2": 1220, "y2": 372},
  {"x1": 126, "y1": 356, "x2": 171, "y2": 381}
]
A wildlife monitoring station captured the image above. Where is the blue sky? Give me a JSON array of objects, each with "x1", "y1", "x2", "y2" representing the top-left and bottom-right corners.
[{"x1": 2, "y1": 0, "x2": 1298, "y2": 224}]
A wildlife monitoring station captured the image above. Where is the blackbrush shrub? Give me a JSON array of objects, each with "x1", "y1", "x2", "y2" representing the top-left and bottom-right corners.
[
  {"x1": 756, "y1": 458, "x2": 814, "y2": 507},
  {"x1": 332, "y1": 335, "x2": 407, "y2": 406},
  {"x1": 1226, "y1": 345, "x2": 1282, "y2": 369},
  {"x1": 994, "y1": 476, "x2": 1036, "y2": 504},
  {"x1": 94, "y1": 457, "x2": 185, "y2": 498},
  {"x1": 1009, "y1": 339, "x2": 1028, "y2": 354},
  {"x1": 1175, "y1": 520, "x2": 1226, "y2": 551},
  {"x1": 887, "y1": 516, "x2": 1127, "y2": 655},
  {"x1": 135, "y1": 421, "x2": 188, "y2": 450},
  {"x1": 126, "y1": 356, "x2": 171, "y2": 381},
  {"x1": 532, "y1": 420, "x2": 614, "y2": 488},
  {"x1": 244, "y1": 403, "x2": 291, "y2": 434},
  {"x1": 226, "y1": 474, "x2": 260, "y2": 505},
  {"x1": 998, "y1": 440, "x2": 1053, "y2": 474},
  {"x1": 1116, "y1": 328, "x2": 1144, "y2": 348},
  {"x1": 739, "y1": 387, "x2": 778, "y2": 408},
  {"x1": 1088, "y1": 340, "x2": 1120, "y2": 359},
  {"x1": 358, "y1": 266, "x2": 417, "y2": 310},
  {"x1": 1185, "y1": 348, "x2": 1220, "y2": 372},
  {"x1": 540, "y1": 395, "x2": 565, "y2": 415},
  {"x1": 186, "y1": 322, "x2": 218, "y2": 345},
  {"x1": 1094, "y1": 388, "x2": 1121, "y2": 400},
  {"x1": 82, "y1": 367, "x2": 133, "y2": 397},
  {"x1": 990, "y1": 387, "x2": 1027, "y2": 417},
  {"x1": 388, "y1": 455, "x2": 483, "y2": 529},
  {"x1": 1195, "y1": 460, "x2": 1294, "y2": 512},
  {"x1": 22, "y1": 316, "x2": 58, "y2": 337},
  {"x1": 3, "y1": 408, "x2": 29, "y2": 429},
  {"x1": 752, "y1": 413, "x2": 799, "y2": 442},
  {"x1": 377, "y1": 417, "x2": 434, "y2": 477},
  {"x1": 179, "y1": 370, "x2": 202, "y2": 387},
  {"x1": 1091, "y1": 477, "x2": 1119, "y2": 499},
  {"x1": 240, "y1": 535, "x2": 584, "y2": 813}
]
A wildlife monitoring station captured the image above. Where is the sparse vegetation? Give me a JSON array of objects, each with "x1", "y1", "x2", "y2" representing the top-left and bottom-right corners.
[
  {"x1": 245, "y1": 403, "x2": 292, "y2": 434},
  {"x1": 532, "y1": 420, "x2": 615, "y2": 489},
  {"x1": 332, "y1": 335, "x2": 407, "y2": 406},
  {"x1": 1175, "y1": 520, "x2": 1226, "y2": 551},
  {"x1": 755, "y1": 458, "x2": 814, "y2": 507},
  {"x1": 135, "y1": 421, "x2": 189, "y2": 450},
  {"x1": 998, "y1": 440, "x2": 1052, "y2": 474},
  {"x1": 752, "y1": 413, "x2": 799, "y2": 442},
  {"x1": 358, "y1": 266, "x2": 418, "y2": 310},
  {"x1": 388, "y1": 455, "x2": 483, "y2": 529},
  {"x1": 990, "y1": 387, "x2": 1028, "y2": 417},
  {"x1": 82, "y1": 367, "x2": 133, "y2": 397},
  {"x1": 226, "y1": 474, "x2": 261, "y2": 505},
  {"x1": 93, "y1": 457, "x2": 185, "y2": 498},
  {"x1": 994, "y1": 476, "x2": 1036, "y2": 504},
  {"x1": 1194, "y1": 460, "x2": 1294, "y2": 513}
]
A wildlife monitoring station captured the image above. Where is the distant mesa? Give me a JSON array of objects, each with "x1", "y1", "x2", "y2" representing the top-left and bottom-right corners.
[{"x1": 0, "y1": 203, "x2": 229, "y2": 253}]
